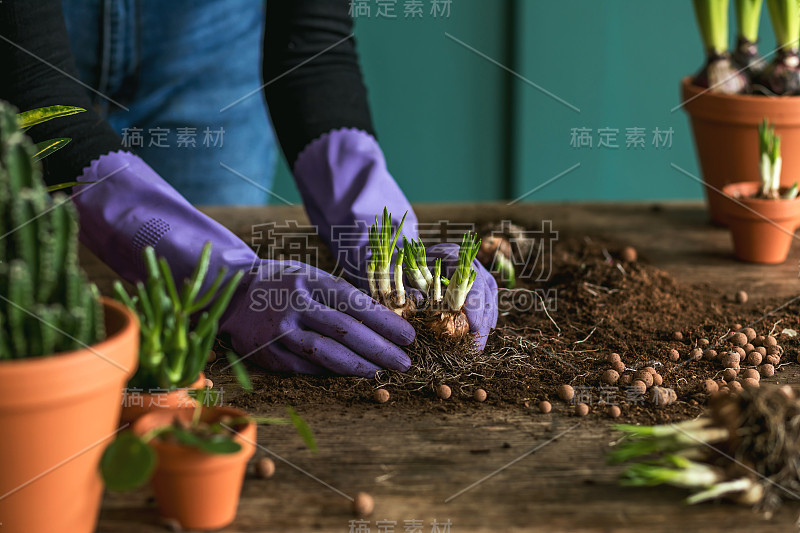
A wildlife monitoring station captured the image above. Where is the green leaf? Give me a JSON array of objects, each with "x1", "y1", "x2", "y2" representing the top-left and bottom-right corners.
[
  {"x1": 171, "y1": 427, "x2": 205, "y2": 448},
  {"x1": 32, "y1": 138, "x2": 70, "y2": 162},
  {"x1": 196, "y1": 435, "x2": 242, "y2": 455},
  {"x1": 100, "y1": 432, "x2": 157, "y2": 491},
  {"x1": 286, "y1": 406, "x2": 317, "y2": 453},
  {"x1": 46, "y1": 180, "x2": 95, "y2": 192},
  {"x1": 17, "y1": 106, "x2": 85, "y2": 130},
  {"x1": 226, "y1": 351, "x2": 253, "y2": 393}
]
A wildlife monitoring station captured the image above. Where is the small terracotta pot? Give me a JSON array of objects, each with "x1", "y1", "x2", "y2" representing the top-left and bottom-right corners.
[
  {"x1": 681, "y1": 78, "x2": 800, "y2": 224},
  {"x1": 0, "y1": 298, "x2": 139, "y2": 533},
  {"x1": 721, "y1": 181, "x2": 800, "y2": 263},
  {"x1": 119, "y1": 372, "x2": 206, "y2": 426},
  {"x1": 133, "y1": 406, "x2": 256, "y2": 531}
]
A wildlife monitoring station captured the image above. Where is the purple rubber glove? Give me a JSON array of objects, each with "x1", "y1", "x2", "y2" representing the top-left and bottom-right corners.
[
  {"x1": 219, "y1": 260, "x2": 413, "y2": 377},
  {"x1": 71, "y1": 151, "x2": 413, "y2": 376},
  {"x1": 292, "y1": 129, "x2": 499, "y2": 348}
]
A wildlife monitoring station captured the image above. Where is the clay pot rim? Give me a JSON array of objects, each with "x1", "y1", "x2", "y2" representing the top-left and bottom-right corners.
[
  {"x1": 721, "y1": 181, "x2": 800, "y2": 215},
  {"x1": 0, "y1": 297, "x2": 139, "y2": 405},
  {"x1": 127, "y1": 372, "x2": 206, "y2": 396},
  {"x1": 0, "y1": 297, "x2": 136, "y2": 367},
  {"x1": 681, "y1": 76, "x2": 800, "y2": 104},
  {"x1": 132, "y1": 406, "x2": 256, "y2": 458}
]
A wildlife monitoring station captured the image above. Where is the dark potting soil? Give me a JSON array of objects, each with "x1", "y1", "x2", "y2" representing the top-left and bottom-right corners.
[{"x1": 207, "y1": 226, "x2": 800, "y2": 425}]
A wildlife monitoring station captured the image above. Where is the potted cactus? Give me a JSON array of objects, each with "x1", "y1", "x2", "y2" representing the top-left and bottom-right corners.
[
  {"x1": 721, "y1": 120, "x2": 800, "y2": 262},
  {"x1": 114, "y1": 243, "x2": 243, "y2": 424},
  {"x1": 682, "y1": 0, "x2": 800, "y2": 224},
  {"x1": 0, "y1": 100, "x2": 139, "y2": 533}
]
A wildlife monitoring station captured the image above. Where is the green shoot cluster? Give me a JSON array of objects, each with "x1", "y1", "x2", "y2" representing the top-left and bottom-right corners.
[
  {"x1": 113, "y1": 243, "x2": 243, "y2": 390},
  {"x1": 366, "y1": 207, "x2": 480, "y2": 313}
]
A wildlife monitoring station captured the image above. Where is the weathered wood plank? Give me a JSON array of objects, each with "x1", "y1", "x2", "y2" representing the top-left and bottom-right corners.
[{"x1": 94, "y1": 203, "x2": 800, "y2": 532}]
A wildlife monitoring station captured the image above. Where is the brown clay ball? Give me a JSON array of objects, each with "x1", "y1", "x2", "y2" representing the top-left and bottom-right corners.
[
  {"x1": 689, "y1": 348, "x2": 703, "y2": 361},
  {"x1": 741, "y1": 327, "x2": 757, "y2": 342},
  {"x1": 742, "y1": 377, "x2": 760, "y2": 389},
  {"x1": 631, "y1": 380, "x2": 647, "y2": 395},
  {"x1": 728, "y1": 380, "x2": 743, "y2": 393},
  {"x1": 755, "y1": 346, "x2": 767, "y2": 357},
  {"x1": 703, "y1": 379, "x2": 719, "y2": 395},
  {"x1": 635, "y1": 370, "x2": 654, "y2": 387},
  {"x1": 602, "y1": 369, "x2": 620, "y2": 385},
  {"x1": 733, "y1": 323, "x2": 743, "y2": 331},
  {"x1": 722, "y1": 368, "x2": 738, "y2": 382},
  {"x1": 735, "y1": 290, "x2": 748, "y2": 304},
  {"x1": 652, "y1": 387, "x2": 677, "y2": 406},
  {"x1": 733, "y1": 346, "x2": 746, "y2": 358},
  {"x1": 611, "y1": 360, "x2": 626, "y2": 374},
  {"x1": 760, "y1": 364, "x2": 775, "y2": 378},
  {"x1": 353, "y1": 492, "x2": 374, "y2": 517},
  {"x1": 539, "y1": 400, "x2": 552, "y2": 414},
  {"x1": 764, "y1": 335, "x2": 778, "y2": 347},
  {"x1": 767, "y1": 345, "x2": 782, "y2": 356},
  {"x1": 575, "y1": 403, "x2": 589, "y2": 416},
  {"x1": 746, "y1": 351, "x2": 763, "y2": 366},
  {"x1": 729, "y1": 332, "x2": 747, "y2": 347},
  {"x1": 721, "y1": 352, "x2": 740, "y2": 368},
  {"x1": 255, "y1": 458, "x2": 276, "y2": 479},
  {"x1": 743, "y1": 343, "x2": 755, "y2": 354},
  {"x1": 669, "y1": 349, "x2": 681, "y2": 362},
  {"x1": 606, "y1": 352, "x2": 621, "y2": 364},
  {"x1": 649, "y1": 387, "x2": 671, "y2": 406},
  {"x1": 204, "y1": 378, "x2": 214, "y2": 388},
  {"x1": 703, "y1": 349, "x2": 717, "y2": 361},
  {"x1": 698, "y1": 338, "x2": 710, "y2": 347},
  {"x1": 373, "y1": 389, "x2": 390, "y2": 403},
  {"x1": 652, "y1": 373, "x2": 663, "y2": 387},
  {"x1": 621, "y1": 246, "x2": 637, "y2": 262},
  {"x1": 741, "y1": 368, "x2": 760, "y2": 382},
  {"x1": 607, "y1": 405, "x2": 621, "y2": 418},
  {"x1": 672, "y1": 331, "x2": 684, "y2": 341},
  {"x1": 473, "y1": 388, "x2": 488, "y2": 402},
  {"x1": 436, "y1": 384, "x2": 452, "y2": 400},
  {"x1": 643, "y1": 366, "x2": 656, "y2": 375},
  {"x1": 620, "y1": 373, "x2": 633, "y2": 386},
  {"x1": 754, "y1": 335, "x2": 765, "y2": 346},
  {"x1": 558, "y1": 384, "x2": 575, "y2": 401},
  {"x1": 767, "y1": 354, "x2": 781, "y2": 366},
  {"x1": 667, "y1": 388, "x2": 678, "y2": 403}
]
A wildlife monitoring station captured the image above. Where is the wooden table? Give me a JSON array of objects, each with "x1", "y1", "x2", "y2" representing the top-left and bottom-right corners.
[{"x1": 92, "y1": 202, "x2": 800, "y2": 532}]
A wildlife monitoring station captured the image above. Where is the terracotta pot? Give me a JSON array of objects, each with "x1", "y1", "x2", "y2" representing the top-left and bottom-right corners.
[
  {"x1": 681, "y1": 77, "x2": 800, "y2": 224},
  {"x1": 721, "y1": 181, "x2": 800, "y2": 263},
  {"x1": 119, "y1": 372, "x2": 206, "y2": 426},
  {"x1": 0, "y1": 298, "x2": 139, "y2": 533},
  {"x1": 133, "y1": 406, "x2": 256, "y2": 530}
]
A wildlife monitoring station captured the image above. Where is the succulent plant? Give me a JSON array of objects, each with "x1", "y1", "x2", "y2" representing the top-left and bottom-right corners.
[
  {"x1": 0, "y1": 101, "x2": 104, "y2": 359},
  {"x1": 114, "y1": 243, "x2": 244, "y2": 391}
]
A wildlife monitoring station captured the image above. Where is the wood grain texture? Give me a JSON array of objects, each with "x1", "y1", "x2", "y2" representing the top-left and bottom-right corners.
[{"x1": 93, "y1": 202, "x2": 800, "y2": 532}]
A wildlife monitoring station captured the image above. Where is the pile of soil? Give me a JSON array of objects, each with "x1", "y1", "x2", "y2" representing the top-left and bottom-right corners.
[{"x1": 208, "y1": 224, "x2": 800, "y2": 424}]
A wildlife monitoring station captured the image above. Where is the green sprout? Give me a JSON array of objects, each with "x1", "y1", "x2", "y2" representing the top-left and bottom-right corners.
[
  {"x1": 759, "y1": 119, "x2": 782, "y2": 197},
  {"x1": 443, "y1": 232, "x2": 480, "y2": 312},
  {"x1": 367, "y1": 207, "x2": 407, "y2": 306}
]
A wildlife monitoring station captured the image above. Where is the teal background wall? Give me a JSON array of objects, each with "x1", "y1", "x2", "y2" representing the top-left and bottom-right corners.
[{"x1": 269, "y1": 0, "x2": 777, "y2": 204}]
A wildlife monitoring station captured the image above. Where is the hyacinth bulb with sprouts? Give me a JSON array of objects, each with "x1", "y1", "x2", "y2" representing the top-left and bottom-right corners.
[
  {"x1": 691, "y1": 0, "x2": 749, "y2": 94},
  {"x1": 366, "y1": 208, "x2": 480, "y2": 340}
]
